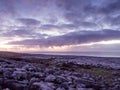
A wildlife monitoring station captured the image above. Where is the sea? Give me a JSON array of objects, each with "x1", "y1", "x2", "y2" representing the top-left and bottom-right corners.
[{"x1": 34, "y1": 52, "x2": 120, "y2": 57}]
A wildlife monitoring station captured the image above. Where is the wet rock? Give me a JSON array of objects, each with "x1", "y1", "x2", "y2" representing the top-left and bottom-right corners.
[
  {"x1": 68, "y1": 87, "x2": 76, "y2": 90},
  {"x1": 22, "y1": 64, "x2": 38, "y2": 72},
  {"x1": 76, "y1": 88, "x2": 94, "y2": 90},
  {"x1": 12, "y1": 70, "x2": 27, "y2": 80},
  {"x1": 3, "y1": 79, "x2": 28, "y2": 90},
  {"x1": 44, "y1": 68, "x2": 56, "y2": 74},
  {"x1": 2, "y1": 79, "x2": 17, "y2": 89},
  {"x1": 76, "y1": 83, "x2": 86, "y2": 88},
  {"x1": 4, "y1": 65, "x2": 15, "y2": 68},
  {"x1": 0, "y1": 55, "x2": 120, "y2": 90},
  {"x1": 56, "y1": 87, "x2": 65, "y2": 90},
  {"x1": 55, "y1": 76, "x2": 67, "y2": 84},
  {"x1": 33, "y1": 72, "x2": 45, "y2": 78},
  {"x1": 45, "y1": 74, "x2": 56, "y2": 82},
  {"x1": 30, "y1": 81, "x2": 55, "y2": 90},
  {"x1": 113, "y1": 84, "x2": 120, "y2": 90},
  {"x1": 29, "y1": 77, "x2": 40, "y2": 87},
  {"x1": 0, "y1": 79, "x2": 2, "y2": 85},
  {"x1": 3, "y1": 68, "x2": 14, "y2": 79},
  {"x1": 112, "y1": 71, "x2": 120, "y2": 76},
  {"x1": 60, "y1": 82, "x2": 69, "y2": 89},
  {"x1": 11, "y1": 82, "x2": 28, "y2": 90},
  {"x1": 0, "y1": 68, "x2": 3, "y2": 74}
]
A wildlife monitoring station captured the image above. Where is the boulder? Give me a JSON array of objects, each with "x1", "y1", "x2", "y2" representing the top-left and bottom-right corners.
[
  {"x1": 12, "y1": 70, "x2": 27, "y2": 80},
  {"x1": 55, "y1": 76, "x2": 67, "y2": 84},
  {"x1": 30, "y1": 81, "x2": 55, "y2": 90},
  {"x1": 45, "y1": 74, "x2": 56, "y2": 82}
]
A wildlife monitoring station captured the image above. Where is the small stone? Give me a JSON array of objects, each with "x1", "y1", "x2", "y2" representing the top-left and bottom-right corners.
[
  {"x1": 76, "y1": 88, "x2": 93, "y2": 90},
  {"x1": 29, "y1": 77, "x2": 39, "y2": 86},
  {"x1": 45, "y1": 74, "x2": 56, "y2": 82},
  {"x1": 68, "y1": 87, "x2": 76, "y2": 90},
  {"x1": 31, "y1": 81, "x2": 55, "y2": 90},
  {"x1": 55, "y1": 76, "x2": 67, "y2": 84},
  {"x1": 56, "y1": 87, "x2": 65, "y2": 90},
  {"x1": 12, "y1": 70, "x2": 27, "y2": 80}
]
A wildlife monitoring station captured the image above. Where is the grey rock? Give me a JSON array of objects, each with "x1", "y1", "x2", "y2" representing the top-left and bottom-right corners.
[
  {"x1": 56, "y1": 87, "x2": 65, "y2": 90},
  {"x1": 22, "y1": 64, "x2": 38, "y2": 72},
  {"x1": 12, "y1": 70, "x2": 27, "y2": 80},
  {"x1": 45, "y1": 74, "x2": 56, "y2": 82},
  {"x1": 12, "y1": 82, "x2": 27, "y2": 90},
  {"x1": 33, "y1": 72, "x2": 45, "y2": 78},
  {"x1": 30, "y1": 81, "x2": 55, "y2": 90},
  {"x1": 55, "y1": 76, "x2": 67, "y2": 84},
  {"x1": 3, "y1": 69, "x2": 14, "y2": 79},
  {"x1": 76, "y1": 88, "x2": 94, "y2": 90},
  {"x1": 29, "y1": 77, "x2": 40, "y2": 86}
]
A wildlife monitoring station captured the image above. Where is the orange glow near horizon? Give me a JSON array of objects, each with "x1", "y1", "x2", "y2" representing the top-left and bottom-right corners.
[{"x1": 0, "y1": 40, "x2": 120, "y2": 52}]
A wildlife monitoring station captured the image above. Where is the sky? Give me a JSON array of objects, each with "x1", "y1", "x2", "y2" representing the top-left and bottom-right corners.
[{"x1": 0, "y1": 0, "x2": 120, "y2": 53}]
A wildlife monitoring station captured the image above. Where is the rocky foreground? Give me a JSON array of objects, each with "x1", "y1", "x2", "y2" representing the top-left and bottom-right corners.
[{"x1": 0, "y1": 53, "x2": 120, "y2": 90}]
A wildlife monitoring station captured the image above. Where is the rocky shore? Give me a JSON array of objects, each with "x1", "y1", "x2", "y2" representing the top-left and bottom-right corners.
[{"x1": 0, "y1": 53, "x2": 120, "y2": 90}]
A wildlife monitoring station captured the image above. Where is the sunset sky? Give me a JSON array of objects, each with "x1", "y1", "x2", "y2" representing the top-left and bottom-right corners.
[{"x1": 0, "y1": 0, "x2": 120, "y2": 52}]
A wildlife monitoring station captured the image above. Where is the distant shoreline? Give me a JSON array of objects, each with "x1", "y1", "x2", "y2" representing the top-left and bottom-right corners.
[
  {"x1": 0, "y1": 51, "x2": 120, "y2": 69},
  {"x1": 0, "y1": 51, "x2": 120, "y2": 58},
  {"x1": 29, "y1": 51, "x2": 120, "y2": 58}
]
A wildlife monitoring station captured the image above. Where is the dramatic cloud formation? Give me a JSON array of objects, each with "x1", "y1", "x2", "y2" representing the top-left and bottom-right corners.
[
  {"x1": 9, "y1": 29, "x2": 120, "y2": 46},
  {"x1": 0, "y1": 0, "x2": 120, "y2": 52},
  {"x1": 17, "y1": 18, "x2": 41, "y2": 26}
]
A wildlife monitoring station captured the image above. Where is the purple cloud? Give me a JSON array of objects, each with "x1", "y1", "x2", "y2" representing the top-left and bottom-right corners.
[
  {"x1": 17, "y1": 18, "x2": 41, "y2": 26},
  {"x1": 0, "y1": 0, "x2": 120, "y2": 51},
  {"x1": 8, "y1": 30, "x2": 120, "y2": 47}
]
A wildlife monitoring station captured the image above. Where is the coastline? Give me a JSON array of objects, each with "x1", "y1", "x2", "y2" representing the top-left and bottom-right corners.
[{"x1": 0, "y1": 52, "x2": 120, "y2": 90}]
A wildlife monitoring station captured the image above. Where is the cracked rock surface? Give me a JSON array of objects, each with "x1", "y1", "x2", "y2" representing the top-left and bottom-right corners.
[{"x1": 0, "y1": 53, "x2": 120, "y2": 90}]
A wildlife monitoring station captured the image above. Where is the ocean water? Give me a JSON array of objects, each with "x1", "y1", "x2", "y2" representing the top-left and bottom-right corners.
[{"x1": 37, "y1": 52, "x2": 120, "y2": 57}]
